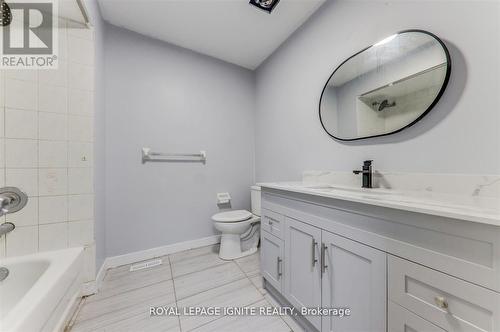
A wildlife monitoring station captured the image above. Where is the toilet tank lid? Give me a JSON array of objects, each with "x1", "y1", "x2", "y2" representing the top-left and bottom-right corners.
[
  {"x1": 251, "y1": 185, "x2": 261, "y2": 191},
  {"x1": 212, "y1": 210, "x2": 253, "y2": 222}
]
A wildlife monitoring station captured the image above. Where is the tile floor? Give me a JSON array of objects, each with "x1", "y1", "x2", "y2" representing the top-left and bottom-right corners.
[{"x1": 69, "y1": 245, "x2": 304, "y2": 332}]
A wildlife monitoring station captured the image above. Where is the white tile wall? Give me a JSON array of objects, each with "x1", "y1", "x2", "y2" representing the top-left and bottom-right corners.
[
  {"x1": 5, "y1": 139, "x2": 38, "y2": 168},
  {"x1": 39, "y1": 168, "x2": 68, "y2": 196},
  {"x1": 39, "y1": 222, "x2": 68, "y2": 251},
  {"x1": 68, "y1": 194, "x2": 94, "y2": 221},
  {"x1": 39, "y1": 196, "x2": 68, "y2": 224},
  {"x1": 38, "y1": 60, "x2": 67, "y2": 87},
  {"x1": 5, "y1": 168, "x2": 38, "y2": 196},
  {"x1": 69, "y1": 89, "x2": 93, "y2": 115},
  {"x1": 68, "y1": 220, "x2": 94, "y2": 246},
  {"x1": 0, "y1": 74, "x2": 4, "y2": 106},
  {"x1": 38, "y1": 84, "x2": 68, "y2": 114},
  {"x1": 39, "y1": 112, "x2": 68, "y2": 140},
  {"x1": 0, "y1": 21, "x2": 96, "y2": 280},
  {"x1": 68, "y1": 142, "x2": 92, "y2": 167},
  {"x1": 68, "y1": 36, "x2": 94, "y2": 66},
  {"x1": 39, "y1": 141, "x2": 68, "y2": 168},
  {"x1": 5, "y1": 225, "x2": 38, "y2": 256},
  {"x1": 5, "y1": 69, "x2": 37, "y2": 82},
  {"x1": 68, "y1": 63, "x2": 94, "y2": 90},
  {"x1": 58, "y1": 25, "x2": 68, "y2": 61},
  {"x1": 0, "y1": 108, "x2": 4, "y2": 137},
  {"x1": 0, "y1": 140, "x2": 4, "y2": 167},
  {"x1": 5, "y1": 79, "x2": 38, "y2": 110},
  {"x1": 5, "y1": 198, "x2": 38, "y2": 227},
  {"x1": 5, "y1": 109, "x2": 38, "y2": 139},
  {"x1": 68, "y1": 115, "x2": 93, "y2": 141},
  {"x1": 0, "y1": 235, "x2": 5, "y2": 258},
  {"x1": 82, "y1": 244, "x2": 96, "y2": 282},
  {"x1": 68, "y1": 168, "x2": 93, "y2": 194}
]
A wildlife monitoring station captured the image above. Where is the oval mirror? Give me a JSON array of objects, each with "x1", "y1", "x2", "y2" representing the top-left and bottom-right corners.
[{"x1": 319, "y1": 30, "x2": 451, "y2": 141}]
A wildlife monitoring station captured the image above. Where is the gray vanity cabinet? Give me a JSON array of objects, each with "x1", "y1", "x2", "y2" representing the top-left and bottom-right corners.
[
  {"x1": 283, "y1": 217, "x2": 323, "y2": 330},
  {"x1": 260, "y1": 230, "x2": 284, "y2": 292},
  {"x1": 321, "y1": 231, "x2": 386, "y2": 332},
  {"x1": 261, "y1": 188, "x2": 500, "y2": 332}
]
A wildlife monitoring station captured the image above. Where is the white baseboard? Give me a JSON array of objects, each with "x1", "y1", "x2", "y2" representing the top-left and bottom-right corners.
[
  {"x1": 106, "y1": 235, "x2": 221, "y2": 268},
  {"x1": 81, "y1": 281, "x2": 96, "y2": 297},
  {"x1": 81, "y1": 257, "x2": 109, "y2": 296},
  {"x1": 83, "y1": 235, "x2": 221, "y2": 294}
]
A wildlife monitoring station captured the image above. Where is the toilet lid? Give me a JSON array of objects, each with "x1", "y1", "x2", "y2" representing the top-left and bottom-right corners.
[{"x1": 212, "y1": 210, "x2": 252, "y2": 223}]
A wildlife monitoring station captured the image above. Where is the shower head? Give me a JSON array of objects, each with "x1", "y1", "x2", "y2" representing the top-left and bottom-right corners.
[
  {"x1": 0, "y1": 1, "x2": 12, "y2": 27},
  {"x1": 249, "y1": 0, "x2": 280, "y2": 13},
  {"x1": 377, "y1": 99, "x2": 396, "y2": 112}
]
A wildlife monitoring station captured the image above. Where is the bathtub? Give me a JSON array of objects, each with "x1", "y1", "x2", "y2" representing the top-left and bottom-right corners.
[{"x1": 0, "y1": 247, "x2": 84, "y2": 332}]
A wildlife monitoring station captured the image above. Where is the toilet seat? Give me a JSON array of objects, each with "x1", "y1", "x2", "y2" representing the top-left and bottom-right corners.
[{"x1": 212, "y1": 210, "x2": 252, "y2": 223}]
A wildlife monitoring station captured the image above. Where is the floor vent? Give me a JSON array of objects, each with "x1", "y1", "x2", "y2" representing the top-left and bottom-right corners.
[{"x1": 129, "y1": 259, "x2": 162, "y2": 272}]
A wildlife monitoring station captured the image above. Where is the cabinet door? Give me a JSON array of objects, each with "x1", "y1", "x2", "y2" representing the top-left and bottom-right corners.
[
  {"x1": 321, "y1": 231, "x2": 386, "y2": 332},
  {"x1": 261, "y1": 230, "x2": 284, "y2": 292},
  {"x1": 389, "y1": 302, "x2": 446, "y2": 332},
  {"x1": 284, "y1": 217, "x2": 322, "y2": 331}
]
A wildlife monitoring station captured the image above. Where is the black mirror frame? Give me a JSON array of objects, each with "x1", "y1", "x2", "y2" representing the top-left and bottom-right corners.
[{"x1": 318, "y1": 29, "x2": 452, "y2": 141}]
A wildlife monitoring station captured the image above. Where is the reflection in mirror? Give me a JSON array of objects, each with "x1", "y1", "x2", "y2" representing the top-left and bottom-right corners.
[{"x1": 319, "y1": 30, "x2": 451, "y2": 141}]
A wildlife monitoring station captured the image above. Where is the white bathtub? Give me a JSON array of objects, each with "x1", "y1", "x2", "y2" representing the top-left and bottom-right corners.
[{"x1": 0, "y1": 247, "x2": 84, "y2": 332}]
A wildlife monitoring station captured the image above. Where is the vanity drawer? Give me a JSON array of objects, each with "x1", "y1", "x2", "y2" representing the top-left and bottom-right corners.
[
  {"x1": 261, "y1": 209, "x2": 284, "y2": 239},
  {"x1": 388, "y1": 255, "x2": 500, "y2": 332},
  {"x1": 388, "y1": 302, "x2": 446, "y2": 332}
]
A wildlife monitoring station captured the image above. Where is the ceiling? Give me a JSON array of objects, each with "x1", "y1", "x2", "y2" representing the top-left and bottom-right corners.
[{"x1": 97, "y1": 0, "x2": 325, "y2": 70}]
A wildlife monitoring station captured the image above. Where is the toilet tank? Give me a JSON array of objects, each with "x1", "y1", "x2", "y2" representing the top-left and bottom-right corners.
[{"x1": 250, "y1": 186, "x2": 261, "y2": 216}]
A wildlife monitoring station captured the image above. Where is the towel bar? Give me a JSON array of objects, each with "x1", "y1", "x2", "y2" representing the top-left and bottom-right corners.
[{"x1": 142, "y1": 148, "x2": 206, "y2": 163}]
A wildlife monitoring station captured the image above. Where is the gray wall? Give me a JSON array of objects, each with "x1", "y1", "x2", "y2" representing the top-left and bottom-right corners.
[
  {"x1": 84, "y1": 0, "x2": 106, "y2": 271},
  {"x1": 255, "y1": 0, "x2": 500, "y2": 181},
  {"x1": 104, "y1": 25, "x2": 255, "y2": 256}
]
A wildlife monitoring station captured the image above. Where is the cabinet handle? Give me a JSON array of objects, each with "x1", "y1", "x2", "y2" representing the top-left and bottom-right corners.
[
  {"x1": 267, "y1": 216, "x2": 279, "y2": 224},
  {"x1": 311, "y1": 239, "x2": 318, "y2": 267},
  {"x1": 277, "y1": 257, "x2": 282, "y2": 279},
  {"x1": 435, "y1": 296, "x2": 448, "y2": 309},
  {"x1": 321, "y1": 243, "x2": 328, "y2": 274},
  {"x1": 267, "y1": 217, "x2": 277, "y2": 230}
]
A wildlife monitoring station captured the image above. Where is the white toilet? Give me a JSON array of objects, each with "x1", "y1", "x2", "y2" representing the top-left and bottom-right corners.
[{"x1": 212, "y1": 186, "x2": 261, "y2": 260}]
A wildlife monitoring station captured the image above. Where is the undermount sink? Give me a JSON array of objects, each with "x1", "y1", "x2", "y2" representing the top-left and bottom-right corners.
[{"x1": 304, "y1": 184, "x2": 398, "y2": 195}]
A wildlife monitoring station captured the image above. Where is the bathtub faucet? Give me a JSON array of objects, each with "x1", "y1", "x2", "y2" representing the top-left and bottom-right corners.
[
  {"x1": 0, "y1": 187, "x2": 28, "y2": 218},
  {"x1": 0, "y1": 222, "x2": 15, "y2": 237}
]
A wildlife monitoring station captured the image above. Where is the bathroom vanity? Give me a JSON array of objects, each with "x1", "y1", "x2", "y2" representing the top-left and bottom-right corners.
[{"x1": 259, "y1": 181, "x2": 500, "y2": 332}]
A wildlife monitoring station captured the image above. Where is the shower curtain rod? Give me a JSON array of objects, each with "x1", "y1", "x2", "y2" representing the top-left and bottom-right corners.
[{"x1": 75, "y1": 0, "x2": 91, "y2": 27}]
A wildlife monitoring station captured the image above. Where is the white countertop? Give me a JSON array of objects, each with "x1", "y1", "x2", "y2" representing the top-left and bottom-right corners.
[{"x1": 258, "y1": 182, "x2": 500, "y2": 226}]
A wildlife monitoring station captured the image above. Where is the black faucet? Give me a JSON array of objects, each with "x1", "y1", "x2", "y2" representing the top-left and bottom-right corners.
[{"x1": 353, "y1": 160, "x2": 373, "y2": 188}]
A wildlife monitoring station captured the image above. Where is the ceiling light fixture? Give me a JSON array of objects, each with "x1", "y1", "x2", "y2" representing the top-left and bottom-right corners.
[
  {"x1": 0, "y1": 1, "x2": 12, "y2": 27},
  {"x1": 249, "y1": 0, "x2": 280, "y2": 14}
]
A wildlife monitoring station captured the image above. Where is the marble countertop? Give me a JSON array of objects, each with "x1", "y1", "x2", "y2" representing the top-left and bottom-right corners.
[{"x1": 258, "y1": 182, "x2": 500, "y2": 226}]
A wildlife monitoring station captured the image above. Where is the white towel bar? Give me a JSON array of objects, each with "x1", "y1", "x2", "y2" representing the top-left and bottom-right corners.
[{"x1": 142, "y1": 148, "x2": 206, "y2": 164}]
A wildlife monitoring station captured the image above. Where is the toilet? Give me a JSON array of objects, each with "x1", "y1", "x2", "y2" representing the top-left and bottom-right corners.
[{"x1": 212, "y1": 186, "x2": 261, "y2": 260}]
